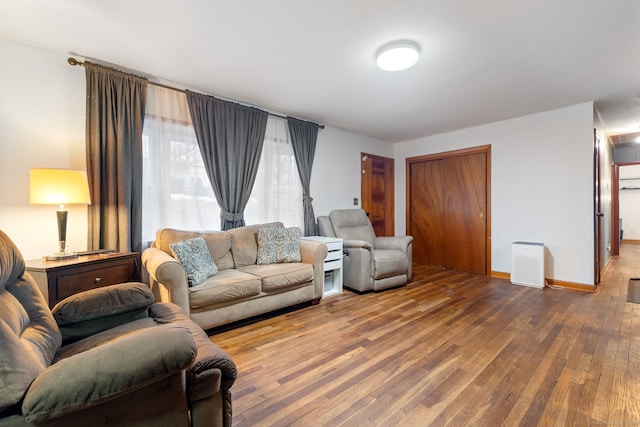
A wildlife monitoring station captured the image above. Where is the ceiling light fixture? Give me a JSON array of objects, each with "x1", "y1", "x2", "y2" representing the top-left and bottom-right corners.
[{"x1": 376, "y1": 40, "x2": 420, "y2": 71}]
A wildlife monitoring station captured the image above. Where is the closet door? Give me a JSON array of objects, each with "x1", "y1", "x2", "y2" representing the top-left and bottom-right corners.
[
  {"x1": 441, "y1": 153, "x2": 486, "y2": 274},
  {"x1": 409, "y1": 160, "x2": 444, "y2": 266},
  {"x1": 408, "y1": 146, "x2": 489, "y2": 275}
]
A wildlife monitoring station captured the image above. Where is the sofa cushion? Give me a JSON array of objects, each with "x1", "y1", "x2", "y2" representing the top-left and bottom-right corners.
[
  {"x1": 229, "y1": 222, "x2": 282, "y2": 268},
  {"x1": 189, "y1": 270, "x2": 261, "y2": 309},
  {"x1": 170, "y1": 237, "x2": 218, "y2": 286},
  {"x1": 0, "y1": 230, "x2": 25, "y2": 292},
  {"x1": 227, "y1": 224, "x2": 260, "y2": 268},
  {"x1": 256, "y1": 225, "x2": 302, "y2": 264},
  {"x1": 0, "y1": 291, "x2": 44, "y2": 412},
  {"x1": 155, "y1": 229, "x2": 234, "y2": 271},
  {"x1": 239, "y1": 263, "x2": 313, "y2": 293},
  {"x1": 53, "y1": 282, "x2": 153, "y2": 326},
  {"x1": 329, "y1": 209, "x2": 376, "y2": 245},
  {"x1": 203, "y1": 232, "x2": 235, "y2": 270},
  {"x1": 52, "y1": 282, "x2": 154, "y2": 345},
  {"x1": 0, "y1": 277, "x2": 62, "y2": 412},
  {"x1": 156, "y1": 228, "x2": 200, "y2": 254}
]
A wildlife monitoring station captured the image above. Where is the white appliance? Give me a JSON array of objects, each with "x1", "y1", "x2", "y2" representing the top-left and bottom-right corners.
[{"x1": 511, "y1": 242, "x2": 545, "y2": 288}]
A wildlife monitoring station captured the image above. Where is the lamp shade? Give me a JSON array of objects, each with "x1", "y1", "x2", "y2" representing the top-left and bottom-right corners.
[{"x1": 30, "y1": 169, "x2": 91, "y2": 206}]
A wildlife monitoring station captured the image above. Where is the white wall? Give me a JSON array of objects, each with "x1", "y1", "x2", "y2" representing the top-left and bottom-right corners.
[
  {"x1": 394, "y1": 102, "x2": 595, "y2": 285},
  {"x1": 619, "y1": 164, "x2": 640, "y2": 240},
  {"x1": 0, "y1": 39, "x2": 87, "y2": 260},
  {"x1": 312, "y1": 126, "x2": 393, "y2": 217}
]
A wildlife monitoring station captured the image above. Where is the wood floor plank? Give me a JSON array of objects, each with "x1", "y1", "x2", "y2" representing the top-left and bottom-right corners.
[{"x1": 210, "y1": 244, "x2": 640, "y2": 426}]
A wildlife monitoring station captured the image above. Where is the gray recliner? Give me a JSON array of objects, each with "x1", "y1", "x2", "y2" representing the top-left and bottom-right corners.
[
  {"x1": 317, "y1": 209, "x2": 413, "y2": 292},
  {"x1": 0, "y1": 229, "x2": 236, "y2": 427}
]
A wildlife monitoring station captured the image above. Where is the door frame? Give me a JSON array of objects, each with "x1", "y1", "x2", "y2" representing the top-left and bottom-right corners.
[
  {"x1": 612, "y1": 163, "x2": 619, "y2": 256},
  {"x1": 612, "y1": 161, "x2": 640, "y2": 256},
  {"x1": 406, "y1": 144, "x2": 492, "y2": 276},
  {"x1": 594, "y1": 129, "x2": 602, "y2": 284}
]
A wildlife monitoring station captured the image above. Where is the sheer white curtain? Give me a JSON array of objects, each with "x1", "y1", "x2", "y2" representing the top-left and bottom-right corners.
[
  {"x1": 142, "y1": 85, "x2": 219, "y2": 245},
  {"x1": 245, "y1": 116, "x2": 304, "y2": 228},
  {"x1": 142, "y1": 87, "x2": 303, "y2": 243}
]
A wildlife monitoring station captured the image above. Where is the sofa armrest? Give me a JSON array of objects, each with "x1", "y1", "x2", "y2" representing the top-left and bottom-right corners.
[
  {"x1": 375, "y1": 236, "x2": 413, "y2": 252},
  {"x1": 142, "y1": 247, "x2": 191, "y2": 316},
  {"x1": 22, "y1": 323, "x2": 197, "y2": 423},
  {"x1": 300, "y1": 239, "x2": 328, "y2": 301}
]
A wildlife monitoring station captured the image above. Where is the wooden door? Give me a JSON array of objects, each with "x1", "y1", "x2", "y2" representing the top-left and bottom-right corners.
[
  {"x1": 408, "y1": 146, "x2": 490, "y2": 275},
  {"x1": 409, "y1": 160, "x2": 444, "y2": 266},
  {"x1": 612, "y1": 164, "x2": 620, "y2": 256},
  {"x1": 361, "y1": 153, "x2": 394, "y2": 236},
  {"x1": 441, "y1": 154, "x2": 487, "y2": 274}
]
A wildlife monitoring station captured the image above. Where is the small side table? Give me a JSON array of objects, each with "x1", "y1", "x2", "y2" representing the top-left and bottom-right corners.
[
  {"x1": 301, "y1": 236, "x2": 343, "y2": 297},
  {"x1": 25, "y1": 252, "x2": 140, "y2": 308}
]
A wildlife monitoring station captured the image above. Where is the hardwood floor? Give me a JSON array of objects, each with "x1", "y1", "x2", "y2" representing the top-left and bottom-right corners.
[{"x1": 210, "y1": 244, "x2": 640, "y2": 426}]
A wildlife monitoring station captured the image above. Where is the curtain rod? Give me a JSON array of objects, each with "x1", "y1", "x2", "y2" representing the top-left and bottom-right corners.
[{"x1": 68, "y1": 57, "x2": 324, "y2": 129}]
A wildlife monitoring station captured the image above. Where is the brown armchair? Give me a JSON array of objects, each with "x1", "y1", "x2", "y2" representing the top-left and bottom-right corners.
[
  {"x1": 0, "y1": 230, "x2": 236, "y2": 427},
  {"x1": 317, "y1": 209, "x2": 413, "y2": 292}
]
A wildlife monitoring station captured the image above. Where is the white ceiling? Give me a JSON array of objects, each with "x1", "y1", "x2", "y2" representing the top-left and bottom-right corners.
[{"x1": 1, "y1": 0, "x2": 640, "y2": 143}]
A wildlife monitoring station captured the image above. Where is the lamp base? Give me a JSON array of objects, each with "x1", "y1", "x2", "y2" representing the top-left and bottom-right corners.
[{"x1": 45, "y1": 252, "x2": 79, "y2": 261}]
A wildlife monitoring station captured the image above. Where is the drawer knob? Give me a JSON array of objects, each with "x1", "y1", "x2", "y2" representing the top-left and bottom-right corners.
[{"x1": 94, "y1": 277, "x2": 102, "y2": 284}]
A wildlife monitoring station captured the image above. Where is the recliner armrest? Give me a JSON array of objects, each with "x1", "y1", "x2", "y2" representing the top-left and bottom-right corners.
[
  {"x1": 149, "y1": 303, "x2": 237, "y2": 383},
  {"x1": 375, "y1": 236, "x2": 413, "y2": 253},
  {"x1": 22, "y1": 323, "x2": 197, "y2": 423},
  {"x1": 148, "y1": 303, "x2": 237, "y2": 400},
  {"x1": 343, "y1": 239, "x2": 373, "y2": 251}
]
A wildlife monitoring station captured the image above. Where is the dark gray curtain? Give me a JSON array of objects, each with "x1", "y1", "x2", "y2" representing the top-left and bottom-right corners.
[
  {"x1": 287, "y1": 117, "x2": 320, "y2": 236},
  {"x1": 186, "y1": 91, "x2": 268, "y2": 230},
  {"x1": 85, "y1": 62, "x2": 147, "y2": 252}
]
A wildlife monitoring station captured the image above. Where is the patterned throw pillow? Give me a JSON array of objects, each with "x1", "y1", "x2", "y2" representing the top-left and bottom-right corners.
[
  {"x1": 169, "y1": 237, "x2": 218, "y2": 287},
  {"x1": 256, "y1": 226, "x2": 302, "y2": 265}
]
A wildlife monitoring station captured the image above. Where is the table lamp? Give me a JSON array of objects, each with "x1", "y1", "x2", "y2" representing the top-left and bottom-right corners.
[{"x1": 30, "y1": 168, "x2": 91, "y2": 260}]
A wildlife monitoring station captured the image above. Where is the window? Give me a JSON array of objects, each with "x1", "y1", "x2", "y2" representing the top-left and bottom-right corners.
[
  {"x1": 245, "y1": 117, "x2": 304, "y2": 227},
  {"x1": 141, "y1": 86, "x2": 303, "y2": 244},
  {"x1": 142, "y1": 118, "x2": 219, "y2": 245}
]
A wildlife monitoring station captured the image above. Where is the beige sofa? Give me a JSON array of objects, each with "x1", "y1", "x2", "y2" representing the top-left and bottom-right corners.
[{"x1": 142, "y1": 222, "x2": 328, "y2": 330}]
